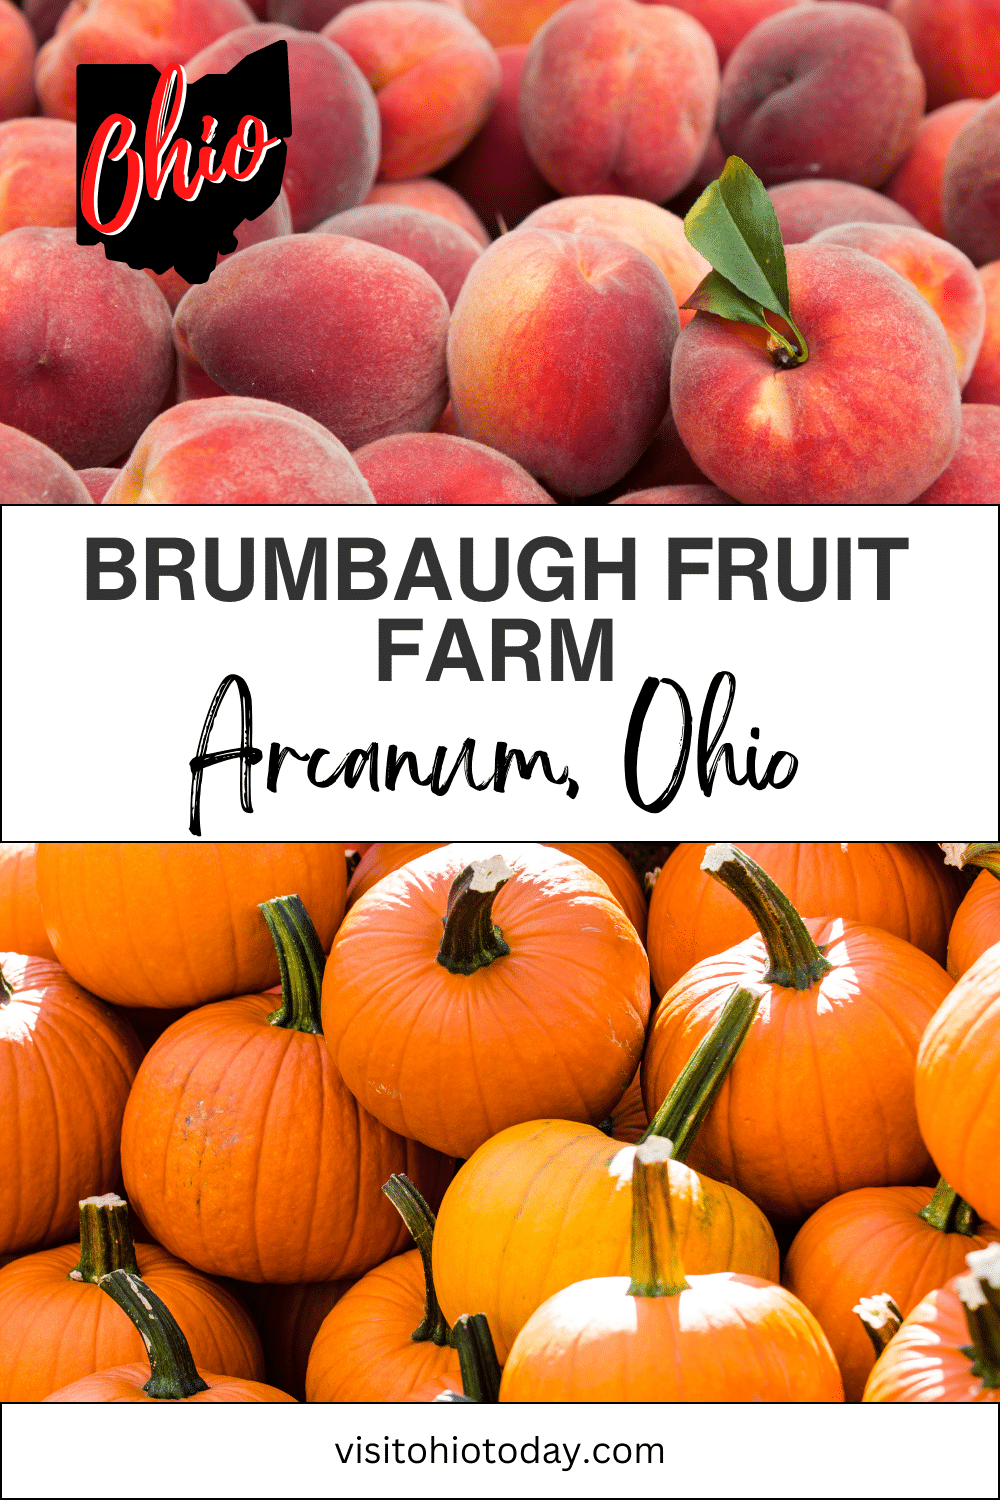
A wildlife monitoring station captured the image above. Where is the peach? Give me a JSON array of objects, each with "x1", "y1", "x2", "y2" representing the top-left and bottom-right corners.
[
  {"x1": 890, "y1": 0, "x2": 1000, "y2": 107},
  {"x1": 185, "y1": 24, "x2": 379, "y2": 232},
  {"x1": 353, "y1": 432, "x2": 555, "y2": 502},
  {"x1": 439, "y1": 44, "x2": 556, "y2": 235},
  {"x1": 267, "y1": 0, "x2": 462, "y2": 24},
  {"x1": 463, "y1": 0, "x2": 570, "y2": 46},
  {"x1": 609, "y1": 483, "x2": 736, "y2": 503},
  {"x1": 665, "y1": 0, "x2": 812, "y2": 67},
  {"x1": 810, "y1": 221, "x2": 985, "y2": 385},
  {"x1": 103, "y1": 396, "x2": 375, "y2": 502},
  {"x1": 1, "y1": 0, "x2": 36, "y2": 120},
  {"x1": 76, "y1": 466, "x2": 121, "y2": 500},
  {"x1": 964, "y1": 262, "x2": 1000, "y2": 404},
  {"x1": 313, "y1": 203, "x2": 481, "y2": 308},
  {"x1": 24, "y1": 1, "x2": 75, "y2": 46},
  {"x1": 173, "y1": 233, "x2": 450, "y2": 449},
  {"x1": 884, "y1": 99, "x2": 984, "y2": 239},
  {"x1": 518, "y1": 0, "x2": 719, "y2": 201},
  {"x1": 35, "y1": 0, "x2": 259, "y2": 120},
  {"x1": 447, "y1": 226, "x2": 679, "y2": 497},
  {"x1": 323, "y1": 2, "x2": 500, "y2": 180},
  {"x1": 1, "y1": 422, "x2": 93, "y2": 502},
  {"x1": 364, "y1": 177, "x2": 489, "y2": 245},
  {"x1": 911, "y1": 404, "x2": 1000, "y2": 502},
  {"x1": 593, "y1": 407, "x2": 711, "y2": 500},
  {"x1": 0, "y1": 227, "x2": 174, "y2": 468},
  {"x1": 942, "y1": 94, "x2": 1000, "y2": 267},
  {"x1": 520, "y1": 196, "x2": 710, "y2": 328},
  {"x1": 768, "y1": 179, "x2": 921, "y2": 243},
  {"x1": 718, "y1": 3, "x2": 925, "y2": 188},
  {"x1": 146, "y1": 188, "x2": 292, "y2": 312},
  {"x1": 0, "y1": 117, "x2": 75, "y2": 235},
  {"x1": 670, "y1": 242, "x2": 962, "y2": 504}
]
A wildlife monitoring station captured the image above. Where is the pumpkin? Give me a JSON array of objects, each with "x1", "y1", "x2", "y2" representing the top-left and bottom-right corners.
[
  {"x1": 0, "y1": 844, "x2": 55, "y2": 960},
  {"x1": 432, "y1": 984, "x2": 779, "y2": 1363},
  {"x1": 324, "y1": 845, "x2": 650, "y2": 1159},
  {"x1": 641, "y1": 845, "x2": 953, "y2": 1220},
  {"x1": 251, "y1": 1278, "x2": 355, "y2": 1401},
  {"x1": 1, "y1": 953, "x2": 143, "y2": 1255},
  {"x1": 941, "y1": 844, "x2": 1000, "y2": 979},
  {"x1": 915, "y1": 941, "x2": 1000, "y2": 1228},
  {"x1": 44, "y1": 1269, "x2": 294, "y2": 1403},
  {"x1": 647, "y1": 842, "x2": 962, "y2": 997},
  {"x1": 498, "y1": 1139, "x2": 844, "y2": 1402},
  {"x1": 35, "y1": 842, "x2": 347, "y2": 1008},
  {"x1": 783, "y1": 1179, "x2": 1000, "y2": 1401},
  {"x1": 0, "y1": 1194, "x2": 264, "y2": 1400},
  {"x1": 121, "y1": 896, "x2": 453, "y2": 1282},
  {"x1": 604, "y1": 1068, "x2": 647, "y2": 1144}
]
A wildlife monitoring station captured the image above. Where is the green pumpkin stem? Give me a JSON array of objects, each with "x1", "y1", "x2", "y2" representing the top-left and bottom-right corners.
[
  {"x1": 0, "y1": 966, "x2": 12, "y2": 1004},
  {"x1": 701, "y1": 844, "x2": 834, "y2": 990},
  {"x1": 628, "y1": 1138, "x2": 690, "y2": 1299},
  {"x1": 854, "y1": 1294, "x2": 903, "y2": 1358},
  {"x1": 437, "y1": 857, "x2": 512, "y2": 976},
  {"x1": 956, "y1": 1245, "x2": 1000, "y2": 1388},
  {"x1": 260, "y1": 894, "x2": 326, "y2": 1034},
  {"x1": 97, "y1": 1269, "x2": 210, "y2": 1400},
  {"x1": 918, "y1": 1177, "x2": 981, "y2": 1237},
  {"x1": 640, "y1": 984, "x2": 763, "y2": 1157},
  {"x1": 382, "y1": 1174, "x2": 451, "y2": 1347},
  {"x1": 451, "y1": 1313, "x2": 502, "y2": 1402},
  {"x1": 940, "y1": 842, "x2": 1000, "y2": 881},
  {"x1": 70, "y1": 1195, "x2": 140, "y2": 1283}
]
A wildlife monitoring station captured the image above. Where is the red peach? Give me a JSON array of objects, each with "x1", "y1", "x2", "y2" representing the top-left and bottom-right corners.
[
  {"x1": 76, "y1": 466, "x2": 121, "y2": 500},
  {"x1": 768, "y1": 179, "x2": 921, "y2": 243},
  {"x1": 267, "y1": 0, "x2": 462, "y2": 24},
  {"x1": 664, "y1": 0, "x2": 813, "y2": 67},
  {"x1": 463, "y1": 0, "x2": 570, "y2": 46},
  {"x1": 364, "y1": 177, "x2": 489, "y2": 245},
  {"x1": 884, "y1": 99, "x2": 985, "y2": 239},
  {"x1": 432, "y1": 400, "x2": 459, "y2": 435},
  {"x1": 964, "y1": 262, "x2": 1000, "y2": 404},
  {"x1": 313, "y1": 203, "x2": 481, "y2": 308},
  {"x1": 0, "y1": 117, "x2": 75, "y2": 235},
  {"x1": 1, "y1": 422, "x2": 93, "y2": 502},
  {"x1": 890, "y1": 0, "x2": 1000, "y2": 108},
  {"x1": 146, "y1": 188, "x2": 293, "y2": 312},
  {"x1": 1, "y1": 0, "x2": 36, "y2": 121},
  {"x1": 609, "y1": 483, "x2": 736, "y2": 503},
  {"x1": 942, "y1": 93, "x2": 1000, "y2": 267},
  {"x1": 23, "y1": 1, "x2": 75, "y2": 46},
  {"x1": 911, "y1": 404, "x2": 1000, "y2": 502},
  {"x1": 353, "y1": 432, "x2": 556, "y2": 502},
  {"x1": 592, "y1": 407, "x2": 710, "y2": 500}
]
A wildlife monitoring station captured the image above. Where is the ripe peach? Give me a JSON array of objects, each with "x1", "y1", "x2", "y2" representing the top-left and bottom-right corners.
[
  {"x1": 593, "y1": 408, "x2": 710, "y2": 499},
  {"x1": 364, "y1": 177, "x2": 489, "y2": 245},
  {"x1": 518, "y1": 0, "x2": 719, "y2": 201},
  {"x1": 1, "y1": 422, "x2": 93, "y2": 503},
  {"x1": 1, "y1": 0, "x2": 36, "y2": 121},
  {"x1": 146, "y1": 189, "x2": 292, "y2": 312},
  {"x1": 942, "y1": 94, "x2": 1000, "y2": 267},
  {"x1": 76, "y1": 466, "x2": 121, "y2": 500},
  {"x1": 810, "y1": 221, "x2": 985, "y2": 385},
  {"x1": 884, "y1": 99, "x2": 984, "y2": 239},
  {"x1": 103, "y1": 397, "x2": 375, "y2": 503},
  {"x1": 666, "y1": 0, "x2": 812, "y2": 66},
  {"x1": 463, "y1": 0, "x2": 569, "y2": 46},
  {"x1": 768, "y1": 179, "x2": 921, "y2": 243},
  {"x1": 323, "y1": 2, "x2": 501, "y2": 180},
  {"x1": 353, "y1": 432, "x2": 555, "y2": 502},
  {"x1": 23, "y1": 0, "x2": 76, "y2": 46},
  {"x1": 670, "y1": 242, "x2": 962, "y2": 504},
  {"x1": 890, "y1": 0, "x2": 1000, "y2": 107},
  {"x1": 718, "y1": 3, "x2": 925, "y2": 187},
  {"x1": 447, "y1": 226, "x2": 679, "y2": 497},
  {"x1": 964, "y1": 262, "x2": 1000, "y2": 404},
  {"x1": 268, "y1": 0, "x2": 462, "y2": 24},
  {"x1": 609, "y1": 483, "x2": 736, "y2": 503},
  {"x1": 911, "y1": 404, "x2": 1000, "y2": 502},
  {"x1": 313, "y1": 203, "x2": 481, "y2": 308},
  {"x1": 173, "y1": 233, "x2": 450, "y2": 449},
  {"x1": 0, "y1": 117, "x2": 75, "y2": 236}
]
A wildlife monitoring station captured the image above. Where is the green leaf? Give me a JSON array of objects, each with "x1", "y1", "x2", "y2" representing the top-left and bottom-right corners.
[{"x1": 681, "y1": 269, "x2": 775, "y2": 331}]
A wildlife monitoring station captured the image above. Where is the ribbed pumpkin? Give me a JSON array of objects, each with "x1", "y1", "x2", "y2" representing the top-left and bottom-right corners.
[
  {"x1": 949, "y1": 872, "x2": 1000, "y2": 980},
  {"x1": 783, "y1": 1179, "x2": 1000, "y2": 1401},
  {"x1": 499, "y1": 1140, "x2": 844, "y2": 1402},
  {"x1": 121, "y1": 897, "x2": 453, "y2": 1282},
  {"x1": 0, "y1": 1195, "x2": 264, "y2": 1400},
  {"x1": 1, "y1": 954, "x2": 143, "y2": 1255},
  {"x1": 915, "y1": 942, "x2": 1000, "y2": 1228},
  {"x1": 0, "y1": 844, "x2": 55, "y2": 960},
  {"x1": 647, "y1": 842, "x2": 962, "y2": 997},
  {"x1": 641, "y1": 845, "x2": 954, "y2": 1220},
  {"x1": 432, "y1": 985, "x2": 779, "y2": 1363},
  {"x1": 605, "y1": 1069, "x2": 647, "y2": 1144},
  {"x1": 35, "y1": 842, "x2": 347, "y2": 1008},
  {"x1": 324, "y1": 845, "x2": 650, "y2": 1160},
  {"x1": 251, "y1": 1278, "x2": 355, "y2": 1401}
]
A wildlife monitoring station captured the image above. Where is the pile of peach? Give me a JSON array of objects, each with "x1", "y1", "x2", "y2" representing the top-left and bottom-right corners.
[{"x1": 1, "y1": 0, "x2": 998, "y2": 503}]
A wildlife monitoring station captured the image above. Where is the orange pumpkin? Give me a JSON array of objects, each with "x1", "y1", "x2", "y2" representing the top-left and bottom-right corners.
[
  {"x1": 948, "y1": 872, "x2": 1000, "y2": 980},
  {"x1": 324, "y1": 845, "x2": 650, "y2": 1159},
  {"x1": 641, "y1": 844, "x2": 954, "y2": 1220},
  {"x1": 915, "y1": 942, "x2": 1000, "y2": 1228},
  {"x1": 605, "y1": 1069, "x2": 647, "y2": 1143},
  {"x1": 1, "y1": 953, "x2": 143, "y2": 1255},
  {"x1": 0, "y1": 1194, "x2": 263, "y2": 1400},
  {"x1": 251, "y1": 1278, "x2": 355, "y2": 1401},
  {"x1": 647, "y1": 842, "x2": 962, "y2": 997},
  {"x1": 35, "y1": 842, "x2": 347, "y2": 1008},
  {"x1": 0, "y1": 844, "x2": 55, "y2": 960},
  {"x1": 121, "y1": 896, "x2": 453, "y2": 1282}
]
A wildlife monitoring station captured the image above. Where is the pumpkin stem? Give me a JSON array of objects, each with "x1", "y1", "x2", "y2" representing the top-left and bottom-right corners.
[
  {"x1": 701, "y1": 844, "x2": 833, "y2": 990},
  {"x1": 628, "y1": 1138, "x2": 690, "y2": 1299},
  {"x1": 640, "y1": 984, "x2": 763, "y2": 1158},
  {"x1": 437, "y1": 857, "x2": 512, "y2": 976},
  {"x1": 940, "y1": 843, "x2": 1000, "y2": 881},
  {"x1": 918, "y1": 1177, "x2": 981, "y2": 1237},
  {"x1": 96, "y1": 1269, "x2": 210, "y2": 1400},
  {"x1": 260, "y1": 894, "x2": 326, "y2": 1035},
  {"x1": 382, "y1": 1174, "x2": 451, "y2": 1347},
  {"x1": 956, "y1": 1243, "x2": 1000, "y2": 1389},
  {"x1": 451, "y1": 1313, "x2": 502, "y2": 1402},
  {"x1": 0, "y1": 966, "x2": 12, "y2": 1004},
  {"x1": 854, "y1": 1294, "x2": 903, "y2": 1358},
  {"x1": 69, "y1": 1195, "x2": 140, "y2": 1283}
]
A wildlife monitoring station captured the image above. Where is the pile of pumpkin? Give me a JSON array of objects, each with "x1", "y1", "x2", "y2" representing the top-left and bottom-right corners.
[{"x1": 1, "y1": 839, "x2": 998, "y2": 1404}]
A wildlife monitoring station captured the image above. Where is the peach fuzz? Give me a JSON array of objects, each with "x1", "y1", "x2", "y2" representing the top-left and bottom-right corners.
[
  {"x1": 462, "y1": 0, "x2": 570, "y2": 46},
  {"x1": 609, "y1": 483, "x2": 736, "y2": 503},
  {"x1": 0, "y1": 227, "x2": 174, "y2": 469},
  {"x1": 810, "y1": 221, "x2": 985, "y2": 386},
  {"x1": 670, "y1": 242, "x2": 961, "y2": 504},
  {"x1": 890, "y1": 0, "x2": 1000, "y2": 107},
  {"x1": 520, "y1": 196, "x2": 710, "y2": 328},
  {"x1": 0, "y1": 117, "x2": 75, "y2": 236},
  {"x1": 34, "y1": 0, "x2": 259, "y2": 120},
  {"x1": 942, "y1": 94, "x2": 1000, "y2": 267},
  {"x1": 447, "y1": 227, "x2": 679, "y2": 497},
  {"x1": 323, "y1": 2, "x2": 500, "y2": 180},
  {"x1": 364, "y1": 178, "x2": 489, "y2": 245},
  {"x1": 1, "y1": 1, "x2": 36, "y2": 121},
  {"x1": 173, "y1": 234, "x2": 450, "y2": 450},
  {"x1": 146, "y1": 189, "x2": 292, "y2": 312},
  {"x1": 76, "y1": 466, "x2": 122, "y2": 501},
  {"x1": 767, "y1": 179, "x2": 921, "y2": 243},
  {"x1": 718, "y1": 3, "x2": 925, "y2": 188},
  {"x1": 313, "y1": 203, "x2": 481, "y2": 308},
  {"x1": 1, "y1": 423, "x2": 93, "y2": 503},
  {"x1": 103, "y1": 397, "x2": 375, "y2": 503},
  {"x1": 184, "y1": 24, "x2": 379, "y2": 232},
  {"x1": 884, "y1": 99, "x2": 985, "y2": 239},
  {"x1": 964, "y1": 262, "x2": 1000, "y2": 404},
  {"x1": 352, "y1": 432, "x2": 555, "y2": 503},
  {"x1": 665, "y1": 0, "x2": 812, "y2": 66},
  {"x1": 519, "y1": 0, "x2": 719, "y2": 201},
  {"x1": 912, "y1": 405, "x2": 1000, "y2": 502}
]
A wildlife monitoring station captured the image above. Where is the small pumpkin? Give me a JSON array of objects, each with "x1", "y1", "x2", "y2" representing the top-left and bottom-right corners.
[
  {"x1": 0, "y1": 844, "x2": 55, "y2": 960},
  {"x1": 941, "y1": 844, "x2": 1000, "y2": 979}
]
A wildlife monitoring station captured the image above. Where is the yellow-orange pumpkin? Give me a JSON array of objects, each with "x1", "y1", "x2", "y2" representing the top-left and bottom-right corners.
[
  {"x1": 948, "y1": 872, "x2": 1000, "y2": 980},
  {"x1": 0, "y1": 844, "x2": 55, "y2": 960}
]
